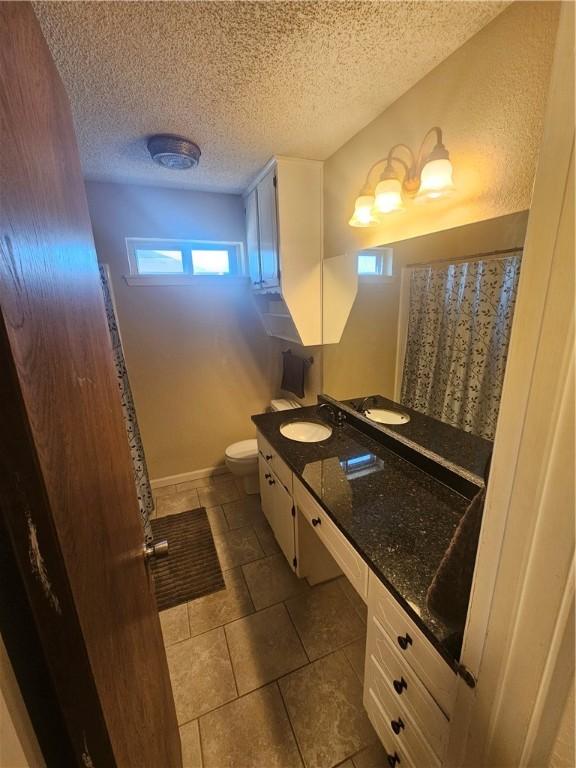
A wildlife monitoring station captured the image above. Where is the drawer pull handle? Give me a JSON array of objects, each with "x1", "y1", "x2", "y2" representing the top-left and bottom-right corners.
[
  {"x1": 393, "y1": 677, "x2": 407, "y2": 695},
  {"x1": 397, "y1": 633, "x2": 413, "y2": 651},
  {"x1": 391, "y1": 718, "x2": 405, "y2": 735},
  {"x1": 268, "y1": 479, "x2": 275, "y2": 486},
  {"x1": 265, "y1": 454, "x2": 273, "y2": 461},
  {"x1": 387, "y1": 753, "x2": 400, "y2": 767},
  {"x1": 311, "y1": 517, "x2": 321, "y2": 527},
  {"x1": 265, "y1": 473, "x2": 271, "y2": 479}
]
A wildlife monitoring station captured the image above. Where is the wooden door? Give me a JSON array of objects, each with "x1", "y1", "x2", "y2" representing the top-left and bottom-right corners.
[
  {"x1": 245, "y1": 187, "x2": 262, "y2": 287},
  {"x1": 257, "y1": 168, "x2": 280, "y2": 288},
  {"x1": 0, "y1": 4, "x2": 182, "y2": 766}
]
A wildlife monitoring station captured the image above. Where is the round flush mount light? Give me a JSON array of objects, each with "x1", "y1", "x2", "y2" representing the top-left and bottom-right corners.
[{"x1": 147, "y1": 134, "x2": 201, "y2": 170}]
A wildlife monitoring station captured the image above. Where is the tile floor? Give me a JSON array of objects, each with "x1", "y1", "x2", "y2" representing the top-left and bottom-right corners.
[{"x1": 154, "y1": 472, "x2": 387, "y2": 768}]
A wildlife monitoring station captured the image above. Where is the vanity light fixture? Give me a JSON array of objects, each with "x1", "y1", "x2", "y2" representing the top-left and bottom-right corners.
[{"x1": 349, "y1": 127, "x2": 455, "y2": 227}]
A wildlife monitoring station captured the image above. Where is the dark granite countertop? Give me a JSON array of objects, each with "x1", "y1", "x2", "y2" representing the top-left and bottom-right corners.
[
  {"x1": 331, "y1": 393, "x2": 493, "y2": 486},
  {"x1": 252, "y1": 405, "x2": 478, "y2": 667}
]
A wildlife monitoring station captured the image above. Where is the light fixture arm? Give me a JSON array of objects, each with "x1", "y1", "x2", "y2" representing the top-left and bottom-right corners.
[
  {"x1": 386, "y1": 143, "x2": 417, "y2": 176},
  {"x1": 416, "y1": 126, "x2": 447, "y2": 171},
  {"x1": 385, "y1": 154, "x2": 411, "y2": 178}
]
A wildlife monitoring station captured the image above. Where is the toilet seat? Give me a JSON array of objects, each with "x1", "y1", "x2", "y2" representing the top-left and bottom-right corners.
[{"x1": 225, "y1": 439, "x2": 258, "y2": 463}]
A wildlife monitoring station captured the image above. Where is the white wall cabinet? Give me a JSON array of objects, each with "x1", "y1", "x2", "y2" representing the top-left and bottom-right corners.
[
  {"x1": 245, "y1": 168, "x2": 280, "y2": 290},
  {"x1": 245, "y1": 187, "x2": 262, "y2": 288},
  {"x1": 256, "y1": 167, "x2": 280, "y2": 289},
  {"x1": 244, "y1": 156, "x2": 323, "y2": 345}
]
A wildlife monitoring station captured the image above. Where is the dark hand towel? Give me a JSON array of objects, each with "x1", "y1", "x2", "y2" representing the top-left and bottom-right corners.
[
  {"x1": 426, "y1": 486, "x2": 486, "y2": 632},
  {"x1": 280, "y1": 350, "x2": 309, "y2": 399}
]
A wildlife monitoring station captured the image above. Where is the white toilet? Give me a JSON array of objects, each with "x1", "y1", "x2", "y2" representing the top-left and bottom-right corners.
[{"x1": 225, "y1": 398, "x2": 301, "y2": 494}]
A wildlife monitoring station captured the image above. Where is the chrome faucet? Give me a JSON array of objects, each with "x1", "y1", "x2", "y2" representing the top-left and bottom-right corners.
[{"x1": 317, "y1": 402, "x2": 346, "y2": 428}]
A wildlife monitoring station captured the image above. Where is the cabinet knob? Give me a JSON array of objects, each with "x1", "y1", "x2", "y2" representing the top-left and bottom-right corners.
[
  {"x1": 268, "y1": 478, "x2": 275, "y2": 486},
  {"x1": 397, "y1": 633, "x2": 412, "y2": 651},
  {"x1": 265, "y1": 454, "x2": 273, "y2": 461},
  {"x1": 393, "y1": 677, "x2": 407, "y2": 695},
  {"x1": 311, "y1": 517, "x2": 321, "y2": 527},
  {"x1": 387, "y1": 753, "x2": 400, "y2": 767},
  {"x1": 391, "y1": 718, "x2": 405, "y2": 735}
]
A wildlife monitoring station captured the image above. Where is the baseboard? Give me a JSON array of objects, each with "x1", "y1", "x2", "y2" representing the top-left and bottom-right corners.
[{"x1": 150, "y1": 464, "x2": 229, "y2": 489}]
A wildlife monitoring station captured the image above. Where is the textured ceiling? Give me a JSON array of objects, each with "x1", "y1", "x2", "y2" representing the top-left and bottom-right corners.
[{"x1": 34, "y1": 1, "x2": 509, "y2": 193}]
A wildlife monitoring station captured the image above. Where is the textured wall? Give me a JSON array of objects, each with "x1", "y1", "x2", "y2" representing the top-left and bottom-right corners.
[
  {"x1": 324, "y1": 2, "x2": 559, "y2": 259},
  {"x1": 323, "y1": 1, "x2": 559, "y2": 399},
  {"x1": 86, "y1": 181, "x2": 275, "y2": 479}
]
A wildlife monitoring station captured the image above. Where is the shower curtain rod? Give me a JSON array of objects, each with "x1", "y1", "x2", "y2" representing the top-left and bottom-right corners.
[{"x1": 405, "y1": 246, "x2": 524, "y2": 270}]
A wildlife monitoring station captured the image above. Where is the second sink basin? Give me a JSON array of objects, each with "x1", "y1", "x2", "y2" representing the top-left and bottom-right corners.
[
  {"x1": 280, "y1": 420, "x2": 333, "y2": 443},
  {"x1": 365, "y1": 408, "x2": 410, "y2": 425}
]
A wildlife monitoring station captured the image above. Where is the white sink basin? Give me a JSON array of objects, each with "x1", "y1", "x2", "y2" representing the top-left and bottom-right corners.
[
  {"x1": 365, "y1": 408, "x2": 410, "y2": 425},
  {"x1": 280, "y1": 421, "x2": 333, "y2": 443}
]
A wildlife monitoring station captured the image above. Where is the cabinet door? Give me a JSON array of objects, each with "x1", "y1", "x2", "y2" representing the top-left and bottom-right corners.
[
  {"x1": 245, "y1": 188, "x2": 262, "y2": 287},
  {"x1": 257, "y1": 168, "x2": 279, "y2": 288},
  {"x1": 269, "y1": 475, "x2": 296, "y2": 569},
  {"x1": 258, "y1": 455, "x2": 274, "y2": 526}
]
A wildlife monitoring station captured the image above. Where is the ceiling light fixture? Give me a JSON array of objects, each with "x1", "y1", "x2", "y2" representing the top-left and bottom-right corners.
[
  {"x1": 147, "y1": 134, "x2": 201, "y2": 170},
  {"x1": 349, "y1": 127, "x2": 454, "y2": 227}
]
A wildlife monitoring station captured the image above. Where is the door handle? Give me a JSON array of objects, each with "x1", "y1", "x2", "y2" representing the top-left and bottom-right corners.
[{"x1": 144, "y1": 540, "x2": 169, "y2": 561}]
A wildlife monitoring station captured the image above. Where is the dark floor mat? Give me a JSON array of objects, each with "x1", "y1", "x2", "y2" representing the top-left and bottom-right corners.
[{"x1": 150, "y1": 507, "x2": 225, "y2": 611}]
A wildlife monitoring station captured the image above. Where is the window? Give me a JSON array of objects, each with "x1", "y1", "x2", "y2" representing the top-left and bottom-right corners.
[
  {"x1": 135, "y1": 248, "x2": 184, "y2": 275},
  {"x1": 126, "y1": 238, "x2": 244, "y2": 280},
  {"x1": 357, "y1": 246, "x2": 393, "y2": 279}
]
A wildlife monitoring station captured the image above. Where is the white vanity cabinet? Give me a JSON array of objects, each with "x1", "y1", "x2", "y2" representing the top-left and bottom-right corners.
[
  {"x1": 293, "y1": 476, "x2": 368, "y2": 600},
  {"x1": 256, "y1": 430, "x2": 457, "y2": 766},
  {"x1": 257, "y1": 436, "x2": 296, "y2": 568},
  {"x1": 364, "y1": 572, "x2": 456, "y2": 767}
]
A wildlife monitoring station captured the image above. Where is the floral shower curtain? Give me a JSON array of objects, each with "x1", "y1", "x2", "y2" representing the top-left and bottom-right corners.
[
  {"x1": 99, "y1": 265, "x2": 154, "y2": 544},
  {"x1": 401, "y1": 251, "x2": 522, "y2": 440}
]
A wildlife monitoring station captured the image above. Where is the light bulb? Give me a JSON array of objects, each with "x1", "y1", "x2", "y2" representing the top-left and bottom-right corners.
[
  {"x1": 374, "y1": 177, "x2": 404, "y2": 213},
  {"x1": 417, "y1": 157, "x2": 454, "y2": 200}
]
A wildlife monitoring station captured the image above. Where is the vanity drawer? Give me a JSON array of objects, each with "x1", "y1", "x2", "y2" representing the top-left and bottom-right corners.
[
  {"x1": 366, "y1": 656, "x2": 441, "y2": 768},
  {"x1": 366, "y1": 614, "x2": 449, "y2": 759},
  {"x1": 294, "y1": 478, "x2": 368, "y2": 600},
  {"x1": 364, "y1": 687, "x2": 416, "y2": 768},
  {"x1": 368, "y1": 573, "x2": 457, "y2": 717},
  {"x1": 256, "y1": 432, "x2": 292, "y2": 493}
]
